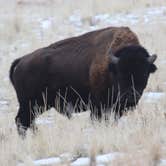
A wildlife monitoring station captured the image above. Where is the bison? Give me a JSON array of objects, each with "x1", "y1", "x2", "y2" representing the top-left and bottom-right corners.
[{"x1": 10, "y1": 26, "x2": 157, "y2": 135}]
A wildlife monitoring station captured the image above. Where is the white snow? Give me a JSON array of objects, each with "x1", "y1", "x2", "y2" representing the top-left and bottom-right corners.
[
  {"x1": 33, "y1": 152, "x2": 122, "y2": 166},
  {"x1": 160, "y1": 159, "x2": 166, "y2": 165},
  {"x1": 143, "y1": 92, "x2": 165, "y2": 103},
  {"x1": 40, "y1": 18, "x2": 53, "y2": 30},
  {"x1": 32, "y1": 154, "x2": 166, "y2": 166},
  {"x1": 93, "y1": 14, "x2": 110, "y2": 22},
  {"x1": 68, "y1": 7, "x2": 166, "y2": 28},
  {"x1": 34, "y1": 157, "x2": 61, "y2": 166},
  {"x1": 0, "y1": 99, "x2": 9, "y2": 111},
  {"x1": 35, "y1": 108, "x2": 56, "y2": 125},
  {"x1": 96, "y1": 152, "x2": 121, "y2": 163},
  {"x1": 35, "y1": 119, "x2": 53, "y2": 125},
  {"x1": 71, "y1": 157, "x2": 90, "y2": 166},
  {"x1": 0, "y1": 99, "x2": 8, "y2": 106},
  {"x1": 69, "y1": 10, "x2": 82, "y2": 27}
]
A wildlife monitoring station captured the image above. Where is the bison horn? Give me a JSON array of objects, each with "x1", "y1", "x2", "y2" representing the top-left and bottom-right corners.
[
  {"x1": 147, "y1": 54, "x2": 157, "y2": 64},
  {"x1": 109, "y1": 50, "x2": 119, "y2": 64}
]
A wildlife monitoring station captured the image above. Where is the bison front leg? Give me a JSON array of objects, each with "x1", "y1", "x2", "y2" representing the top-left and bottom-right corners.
[{"x1": 89, "y1": 92, "x2": 103, "y2": 122}]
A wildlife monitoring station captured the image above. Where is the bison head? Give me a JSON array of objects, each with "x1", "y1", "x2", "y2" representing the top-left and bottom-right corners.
[{"x1": 109, "y1": 45, "x2": 157, "y2": 108}]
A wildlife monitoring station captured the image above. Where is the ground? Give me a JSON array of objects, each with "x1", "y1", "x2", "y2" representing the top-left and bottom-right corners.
[{"x1": 0, "y1": 0, "x2": 166, "y2": 165}]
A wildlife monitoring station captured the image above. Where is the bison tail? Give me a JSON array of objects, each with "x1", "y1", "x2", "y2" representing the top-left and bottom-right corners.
[{"x1": 9, "y1": 58, "x2": 21, "y2": 85}]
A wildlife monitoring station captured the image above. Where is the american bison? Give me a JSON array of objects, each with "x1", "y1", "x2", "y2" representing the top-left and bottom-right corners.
[{"x1": 10, "y1": 26, "x2": 157, "y2": 135}]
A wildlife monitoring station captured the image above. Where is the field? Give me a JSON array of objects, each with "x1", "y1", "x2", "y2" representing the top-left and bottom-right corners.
[{"x1": 0, "y1": 0, "x2": 166, "y2": 165}]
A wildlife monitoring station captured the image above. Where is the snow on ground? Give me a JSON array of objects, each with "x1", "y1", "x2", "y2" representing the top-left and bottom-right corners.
[
  {"x1": 67, "y1": 6, "x2": 166, "y2": 30},
  {"x1": 160, "y1": 159, "x2": 166, "y2": 166},
  {"x1": 33, "y1": 157, "x2": 61, "y2": 166},
  {"x1": 143, "y1": 92, "x2": 166, "y2": 103},
  {"x1": 35, "y1": 108, "x2": 55, "y2": 125},
  {"x1": 32, "y1": 153, "x2": 166, "y2": 166},
  {"x1": 32, "y1": 152, "x2": 122, "y2": 166},
  {"x1": 0, "y1": 99, "x2": 10, "y2": 112},
  {"x1": 25, "y1": 6, "x2": 166, "y2": 40}
]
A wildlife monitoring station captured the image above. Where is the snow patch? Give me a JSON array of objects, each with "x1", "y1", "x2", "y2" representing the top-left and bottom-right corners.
[
  {"x1": 143, "y1": 92, "x2": 165, "y2": 103},
  {"x1": 160, "y1": 159, "x2": 166, "y2": 166},
  {"x1": 71, "y1": 157, "x2": 90, "y2": 166},
  {"x1": 74, "y1": 6, "x2": 166, "y2": 27},
  {"x1": 33, "y1": 153, "x2": 122, "y2": 166},
  {"x1": 34, "y1": 157, "x2": 61, "y2": 166},
  {"x1": 0, "y1": 99, "x2": 9, "y2": 111},
  {"x1": 0, "y1": 99, "x2": 9, "y2": 106},
  {"x1": 96, "y1": 152, "x2": 121, "y2": 163},
  {"x1": 35, "y1": 119, "x2": 53, "y2": 125},
  {"x1": 40, "y1": 18, "x2": 53, "y2": 29},
  {"x1": 69, "y1": 10, "x2": 82, "y2": 27}
]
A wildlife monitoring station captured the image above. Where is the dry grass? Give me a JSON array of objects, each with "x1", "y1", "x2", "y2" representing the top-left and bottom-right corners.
[
  {"x1": 0, "y1": 0, "x2": 166, "y2": 165},
  {"x1": 1, "y1": 103, "x2": 166, "y2": 165}
]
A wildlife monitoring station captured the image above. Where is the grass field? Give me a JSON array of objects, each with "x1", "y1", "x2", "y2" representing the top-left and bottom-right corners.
[{"x1": 0, "y1": 0, "x2": 166, "y2": 165}]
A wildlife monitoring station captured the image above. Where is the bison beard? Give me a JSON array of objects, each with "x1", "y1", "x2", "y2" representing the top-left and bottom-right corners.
[{"x1": 9, "y1": 26, "x2": 157, "y2": 136}]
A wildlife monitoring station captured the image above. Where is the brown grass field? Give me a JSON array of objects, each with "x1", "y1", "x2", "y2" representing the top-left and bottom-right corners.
[{"x1": 0, "y1": 0, "x2": 166, "y2": 165}]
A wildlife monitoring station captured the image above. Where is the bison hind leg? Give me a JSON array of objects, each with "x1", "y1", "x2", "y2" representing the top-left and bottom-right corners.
[{"x1": 15, "y1": 103, "x2": 39, "y2": 137}]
